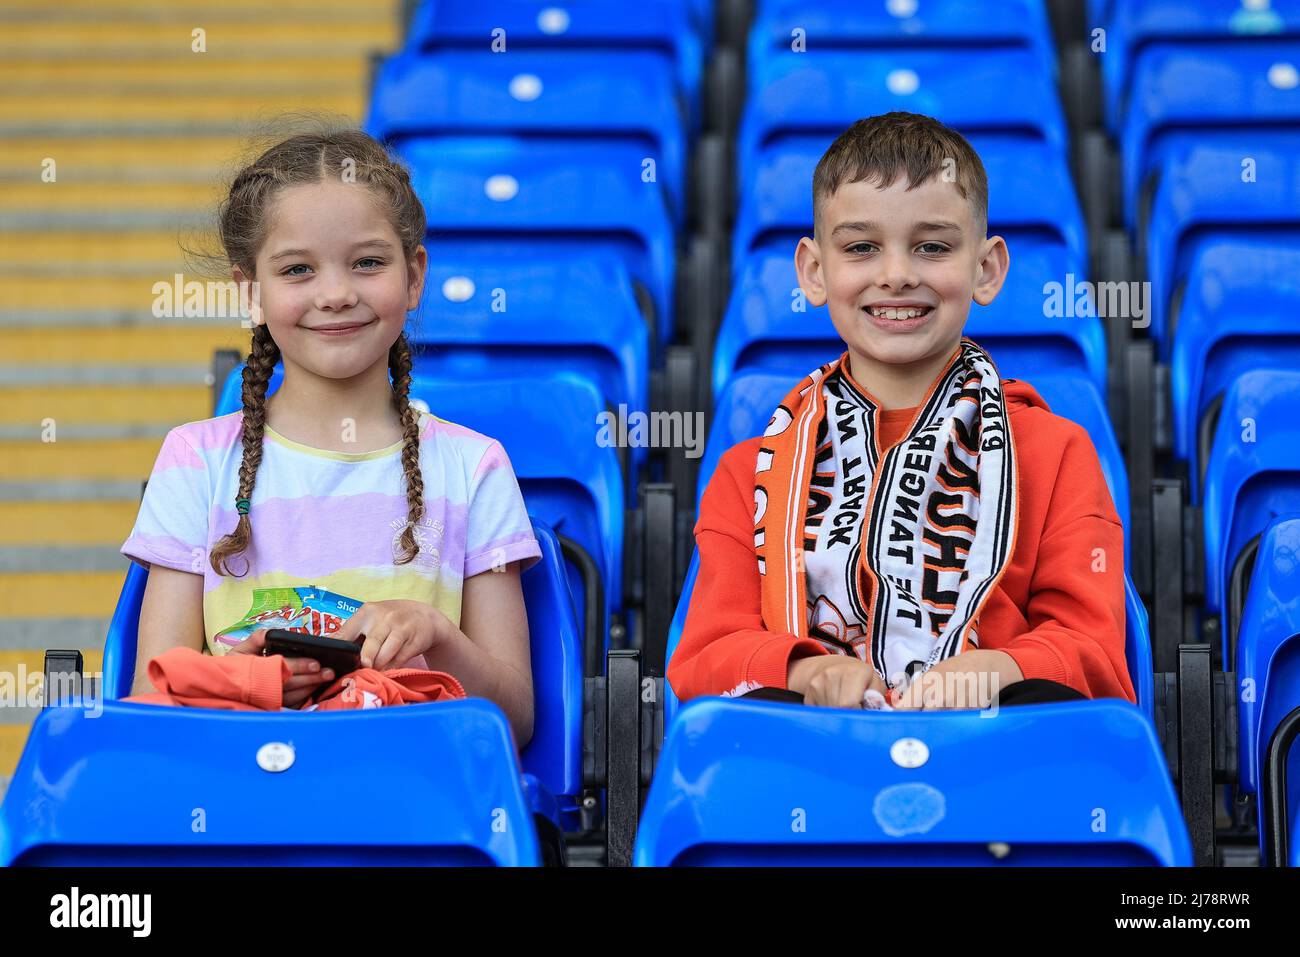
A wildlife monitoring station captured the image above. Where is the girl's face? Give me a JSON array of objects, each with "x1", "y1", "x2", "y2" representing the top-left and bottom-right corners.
[
  {"x1": 794, "y1": 175, "x2": 1008, "y2": 382},
  {"x1": 235, "y1": 179, "x2": 426, "y2": 382}
]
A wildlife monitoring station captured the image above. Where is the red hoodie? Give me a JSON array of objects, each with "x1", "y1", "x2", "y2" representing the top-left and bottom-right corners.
[{"x1": 668, "y1": 378, "x2": 1136, "y2": 703}]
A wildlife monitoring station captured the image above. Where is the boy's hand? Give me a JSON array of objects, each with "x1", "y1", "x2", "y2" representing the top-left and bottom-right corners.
[
  {"x1": 332, "y1": 599, "x2": 456, "y2": 671},
  {"x1": 222, "y1": 630, "x2": 334, "y2": 709},
  {"x1": 787, "y1": 654, "x2": 889, "y2": 709},
  {"x1": 893, "y1": 649, "x2": 1024, "y2": 711}
]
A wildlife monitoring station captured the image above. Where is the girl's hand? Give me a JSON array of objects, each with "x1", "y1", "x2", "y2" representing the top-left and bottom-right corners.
[
  {"x1": 222, "y1": 630, "x2": 335, "y2": 709},
  {"x1": 332, "y1": 599, "x2": 455, "y2": 671}
]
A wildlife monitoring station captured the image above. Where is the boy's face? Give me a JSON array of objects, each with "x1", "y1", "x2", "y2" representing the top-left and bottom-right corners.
[{"x1": 794, "y1": 174, "x2": 1008, "y2": 394}]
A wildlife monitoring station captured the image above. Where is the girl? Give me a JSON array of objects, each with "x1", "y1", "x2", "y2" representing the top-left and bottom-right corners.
[{"x1": 121, "y1": 128, "x2": 540, "y2": 744}]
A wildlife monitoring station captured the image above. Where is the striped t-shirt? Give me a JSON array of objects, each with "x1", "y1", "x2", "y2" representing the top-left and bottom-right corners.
[{"x1": 120, "y1": 410, "x2": 541, "y2": 658}]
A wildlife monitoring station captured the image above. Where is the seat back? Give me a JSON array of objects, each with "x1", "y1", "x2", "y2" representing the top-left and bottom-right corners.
[
  {"x1": 1121, "y1": 41, "x2": 1300, "y2": 233},
  {"x1": 410, "y1": 251, "x2": 651, "y2": 486},
  {"x1": 1145, "y1": 133, "x2": 1300, "y2": 353},
  {"x1": 1203, "y1": 370, "x2": 1300, "y2": 674},
  {"x1": 402, "y1": 137, "x2": 677, "y2": 344},
  {"x1": 1235, "y1": 514, "x2": 1300, "y2": 864},
  {"x1": 749, "y1": 0, "x2": 1055, "y2": 78},
  {"x1": 367, "y1": 49, "x2": 687, "y2": 223},
  {"x1": 636, "y1": 697, "x2": 1190, "y2": 866},
  {"x1": 737, "y1": 47, "x2": 1066, "y2": 201},
  {"x1": 1104, "y1": 0, "x2": 1300, "y2": 134},
  {"x1": 1169, "y1": 235, "x2": 1300, "y2": 501},
  {"x1": 404, "y1": 0, "x2": 704, "y2": 130},
  {"x1": 0, "y1": 697, "x2": 539, "y2": 866}
]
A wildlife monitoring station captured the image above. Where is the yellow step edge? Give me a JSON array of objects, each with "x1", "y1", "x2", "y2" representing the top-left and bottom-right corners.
[
  {"x1": 0, "y1": 23, "x2": 399, "y2": 47},
  {"x1": 0, "y1": 182, "x2": 225, "y2": 211},
  {"x1": 0, "y1": 93, "x2": 365, "y2": 124},
  {"x1": 6, "y1": 59, "x2": 367, "y2": 84},
  {"x1": 0, "y1": 571, "x2": 129, "y2": 617},
  {"x1": 7, "y1": 278, "x2": 253, "y2": 311},
  {"x1": 1, "y1": 325, "x2": 250, "y2": 363},
  {"x1": 0, "y1": 386, "x2": 211, "y2": 426},
  {"x1": 0, "y1": 442, "x2": 176, "y2": 483},
  {"x1": 0, "y1": 232, "x2": 217, "y2": 262},
  {"x1": 2, "y1": 138, "x2": 252, "y2": 169},
  {"x1": 6, "y1": 0, "x2": 397, "y2": 9}
]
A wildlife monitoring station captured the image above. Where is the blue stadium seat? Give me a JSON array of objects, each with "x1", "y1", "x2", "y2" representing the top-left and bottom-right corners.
[
  {"x1": 410, "y1": 252, "x2": 652, "y2": 486},
  {"x1": 1105, "y1": 1, "x2": 1300, "y2": 135},
  {"x1": 665, "y1": 366, "x2": 1150, "y2": 726},
  {"x1": 0, "y1": 519, "x2": 582, "y2": 866},
  {"x1": 737, "y1": 47, "x2": 1068, "y2": 203},
  {"x1": 750, "y1": 0, "x2": 1056, "y2": 76},
  {"x1": 1235, "y1": 513, "x2": 1300, "y2": 865},
  {"x1": 636, "y1": 695, "x2": 1189, "y2": 865},
  {"x1": 1202, "y1": 370, "x2": 1300, "y2": 664},
  {"x1": 1122, "y1": 42, "x2": 1300, "y2": 236},
  {"x1": 1170, "y1": 236, "x2": 1300, "y2": 502},
  {"x1": 367, "y1": 49, "x2": 688, "y2": 225},
  {"x1": 403, "y1": 0, "x2": 705, "y2": 134},
  {"x1": 1144, "y1": 133, "x2": 1300, "y2": 354},
  {"x1": 400, "y1": 137, "x2": 678, "y2": 346}
]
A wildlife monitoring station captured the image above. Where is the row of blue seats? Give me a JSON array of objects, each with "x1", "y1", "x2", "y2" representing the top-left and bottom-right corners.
[
  {"x1": 10, "y1": 363, "x2": 1298, "y2": 864},
  {"x1": 0, "y1": 366, "x2": 1188, "y2": 866}
]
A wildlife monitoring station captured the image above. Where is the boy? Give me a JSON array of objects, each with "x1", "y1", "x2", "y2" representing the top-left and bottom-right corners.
[{"x1": 668, "y1": 112, "x2": 1134, "y2": 711}]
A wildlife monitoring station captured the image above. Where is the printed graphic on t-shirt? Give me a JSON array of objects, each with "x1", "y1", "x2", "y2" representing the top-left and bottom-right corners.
[{"x1": 213, "y1": 584, "x2": 362, "y2": 650}]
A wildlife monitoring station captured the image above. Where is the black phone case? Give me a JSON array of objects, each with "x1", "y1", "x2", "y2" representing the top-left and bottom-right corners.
[{"x1": 262, "y1": 628, "x2": 361, "y2": 677}]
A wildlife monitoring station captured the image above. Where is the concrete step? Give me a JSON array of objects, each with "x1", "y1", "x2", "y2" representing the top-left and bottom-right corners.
[
  {"x1": 0, "y1": 384, "x2": 209, "y2": 427},
  {"x1": 0, "y1": 364, "x2": 210, "y2": 386},
  {"x1": 4, "y1": 275, "x2": 253, "y2": 310},
  {"x1": 0, "y1": 324, "x2": 248, "y2": 364},
  {"x1": 0, "y1": 440, "x2": 182, "y2": 482},
  {"x1": 0, "y1": 92, "x2": 365, "y2": 126},
  {"x1": 1, "y1": 136, "x2": 248, "y2": 177},
  {"x1": 0, "y1": 21, "x2": 397, "y2": 54}
]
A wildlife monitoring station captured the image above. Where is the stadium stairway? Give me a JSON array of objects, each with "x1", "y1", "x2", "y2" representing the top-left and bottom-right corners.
[{"x1": 0, "y1": 0, "x2": 403, "y2": 797}]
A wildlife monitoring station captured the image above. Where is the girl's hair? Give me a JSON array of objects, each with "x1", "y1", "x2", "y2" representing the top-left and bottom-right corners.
[{"x1": 206, "y1": 126, "x2": 428, "y2": 577}]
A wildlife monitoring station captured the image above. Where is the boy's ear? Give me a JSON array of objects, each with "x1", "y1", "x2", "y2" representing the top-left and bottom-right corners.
[
  {"x1": 232, "y1": 265, "x2": 262, "y2": 327},
  {"x1": 405, "y1": 244, "x2": 428, "y2": 312},
  {"x1": 972, "y1": 235, "x2": 1010, "y2": 307},
  {"x1": 795, "y1": 236, "x2": 829, "y2": 307}
]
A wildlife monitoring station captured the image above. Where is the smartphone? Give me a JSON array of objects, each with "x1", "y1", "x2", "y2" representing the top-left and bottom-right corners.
[{"x1": 262, "y1": 629, "x2": 361, "y2": 677}]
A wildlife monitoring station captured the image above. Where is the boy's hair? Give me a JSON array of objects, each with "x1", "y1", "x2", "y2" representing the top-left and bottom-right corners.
[
  {"x1": 207, "y1": 125, "x2": 429, "y2": 577},
  {"x1": 812, "y1": 111, "x2": 988, "y2": 241}
]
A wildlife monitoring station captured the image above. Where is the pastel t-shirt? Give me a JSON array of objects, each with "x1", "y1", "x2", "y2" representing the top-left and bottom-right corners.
[{"x1": 120, "y1": 409, "x2": 542, "y2": 660}]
